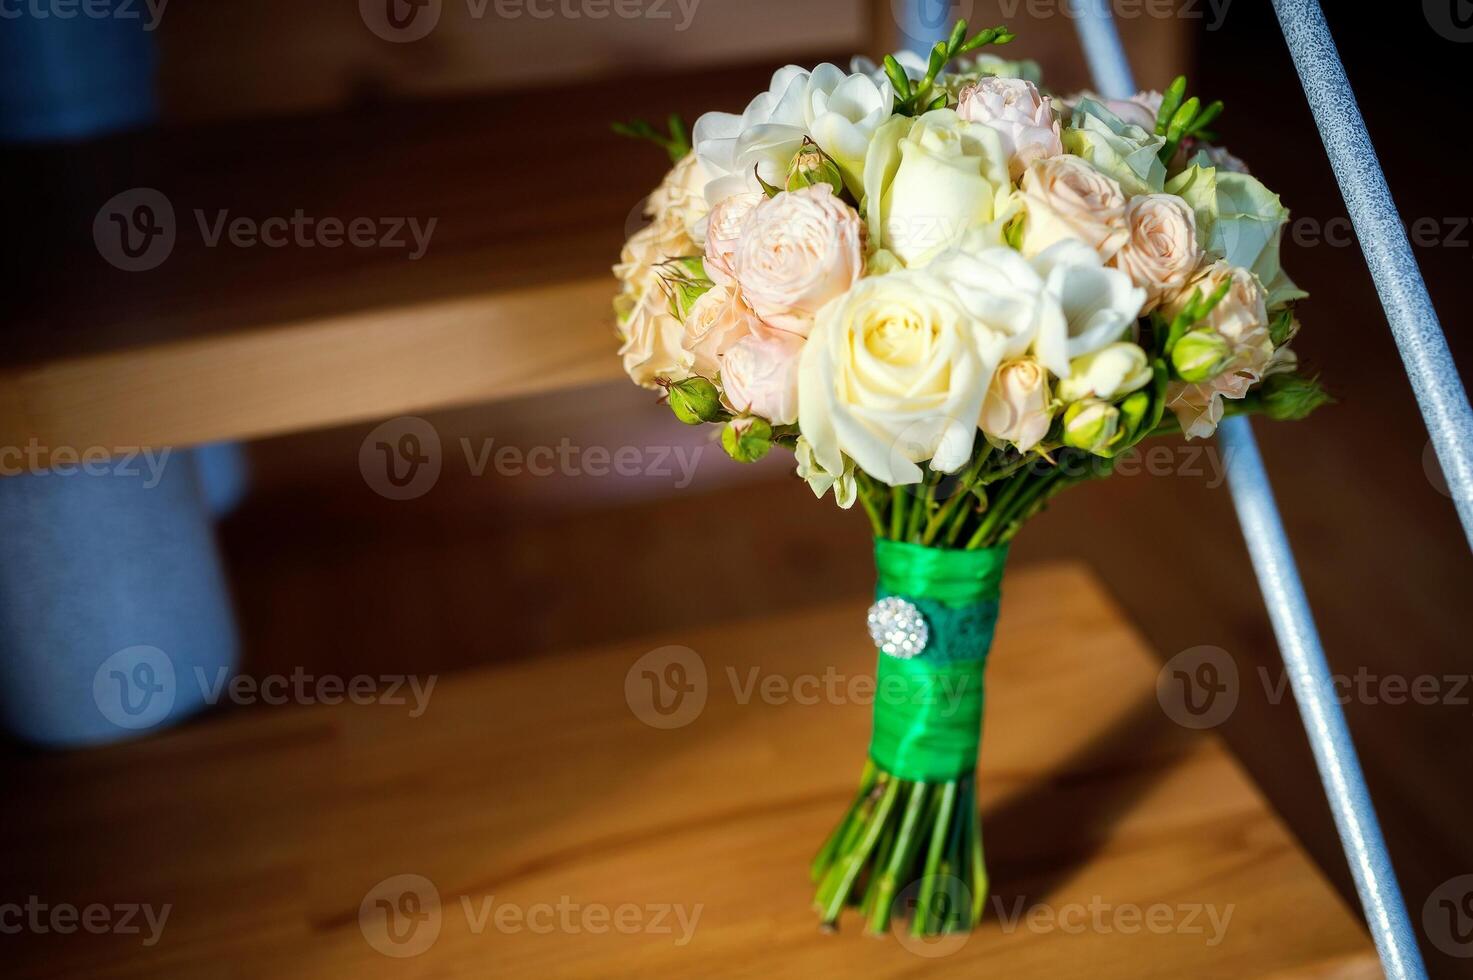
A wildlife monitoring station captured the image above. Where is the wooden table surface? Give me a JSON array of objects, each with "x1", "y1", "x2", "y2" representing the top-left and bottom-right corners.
[{"x1": 0, "y1": 563, "x2": 1377, "y2": 978}]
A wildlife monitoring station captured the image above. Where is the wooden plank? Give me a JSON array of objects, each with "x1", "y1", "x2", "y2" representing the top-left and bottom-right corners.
[
  {"x1": 0, "y1": 563, "x2": 1373, "y2": 977},
  {"x1": 0, "y1": 278, "x2": 620, "y2": 462}
]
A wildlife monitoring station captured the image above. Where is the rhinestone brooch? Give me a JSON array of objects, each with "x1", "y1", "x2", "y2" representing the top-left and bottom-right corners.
[{"x1": 866, "y1": 597, "x2": 929, "y2": 659}]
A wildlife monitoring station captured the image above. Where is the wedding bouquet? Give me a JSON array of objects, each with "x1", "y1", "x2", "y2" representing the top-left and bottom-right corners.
[{"x1": 611, "y1": 22, "x2": 1325, "y2": 938}]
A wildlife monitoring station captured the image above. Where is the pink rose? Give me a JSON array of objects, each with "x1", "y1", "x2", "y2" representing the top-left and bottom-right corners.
[
  {"x1": 1020, "y1": 155, "x2": 1128, "y2": 261},
  {"x1": 733, "y1": 184, "x2": 863, "y2": 336},
  {"x1": 980, "y1": 357, "x2": 1053, "y2": 452},
  {"x1": 721, "y1": 327, "x2": 803, "y2": 425},
  {"x1": 703, "y1": 192, "x2": 762, "y2": 286},
  {"x1": 956, "y1": 77, "x2": 1063, "y2": 180},
  {"x1": 1111, "y1": 193, "x2": 1202, "y2": 311},
  {"x1": 682, "y1": 283, "x2": 763, "y2": 378}
]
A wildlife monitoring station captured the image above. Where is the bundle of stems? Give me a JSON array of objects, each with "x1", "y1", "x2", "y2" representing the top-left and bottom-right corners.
[{"x1": 812, "y1": 762, "x2": 985, "y2": 935}]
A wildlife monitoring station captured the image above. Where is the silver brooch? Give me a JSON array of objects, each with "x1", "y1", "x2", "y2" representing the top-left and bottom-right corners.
[{"x1": 867, "y1": 597, "x2": 929, "y2": 659}]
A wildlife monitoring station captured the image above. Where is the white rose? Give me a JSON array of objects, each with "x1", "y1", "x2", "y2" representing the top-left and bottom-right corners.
[
  {"x1": 682, "y1": 283, "x2": 763, "y2": 378},
  {"x1": 803, "y1": 63, "x2": 894, "y2": 196},
  {"x1": 1056, "y1": 342, "x2": 1152, "y2": 402},
  {"x1": 955, "y1": 77, "x2": 1063, "y2": 180},
  {"x1": 619, "y1": 288, "x2": 692, "y2": 389},
  {"x1": 721, "y1": 327, "x2": 803, "y2": 425},
  {"x1": 732, "y1": 185, "x2": 863, "y2": 336},
  {"x1": 703, "y1": 192, "x2": 761, "y2": 287},
  {"x1": 693, "y1": 65, "x2": 810, "y2": 205},
  {"x1": 1019, "y1": 155, "x2": 1128, "y2": 261},
  {"x1": 862, "y1": 108, "x2": 1015, "y2": 267},
  {"x1": 1030, "y1": 239, "x2": 1147, "y2": 374},
  {"x1": 1111, "y1": 193, "x2": 1202, "y2": 311},
  {"x1": 980, "y1": 357, "x2": 1053, "y2": 452},
  {"x1": 798, "y1": 270, "x2": 997, "y2": 485},
  {"x1": 647, "y1": 152, "x2": 711, "y2": 245}
]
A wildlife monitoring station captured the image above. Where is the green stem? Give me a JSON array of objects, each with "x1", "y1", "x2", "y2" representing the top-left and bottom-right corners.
[
  {"x1": 965, "y1": 472, "x2": 1031, "y2": 549},
  {"x1": 819, "y1": 778, "x2": 901, "y2": 924},
  {"x1": 912, "y1": 780, "x2": 957, "y2": 937},
  {"x1": 888, "y1": 486, "x2": 906, "y2": 541},
  {"x1": 866, "y1": 780, "x2": 929, "y2": 934}
]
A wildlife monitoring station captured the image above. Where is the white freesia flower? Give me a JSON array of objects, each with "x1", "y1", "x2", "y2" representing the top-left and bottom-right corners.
[
  {"x1": 794, "y1": 437, "x2": 857, "y2": 509},
  {"x1": 693, "y1": 65, "x2": 811, "y2": 205},
  {"x1": 862, "y1": 109, "x2": 1016, "y2": 267},
  {"x1": 930, "y1": 242, "x2": 1143, "y2": 379},
  {"x1": 798, "y1": 270, "x2": 999, "y2": 485},
  {"x1": 1031, "y1": 239, "x2": 1147, "y2": 375},
  {"x1": 927, "y1": 246, "x2": 1059, "y2": 361},
  {"x1": 1056, "y1": 342, "x2": 1153, "y2": 402},
  {"x1": 803, "y1": 63, "x2": 894, "y2": 196}
]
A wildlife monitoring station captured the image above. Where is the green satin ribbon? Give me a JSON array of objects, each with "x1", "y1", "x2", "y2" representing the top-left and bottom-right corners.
[{"x1": 868, "y1": 539, "x2": 1008, "y2": 782}]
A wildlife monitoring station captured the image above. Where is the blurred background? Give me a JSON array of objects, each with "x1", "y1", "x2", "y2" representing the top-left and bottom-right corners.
[{"x1": 2, "y1": 0, "x2": 1470, "y2": 975}]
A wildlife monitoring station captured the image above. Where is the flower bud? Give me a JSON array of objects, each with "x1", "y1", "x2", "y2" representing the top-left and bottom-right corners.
[
  {"x1": 787, "y1": 139, "x2": 845, "y2": 196},
  {"x1": 1171, "y1": 328, "x2": 1232, "y2": 383},
  {"x1": 721, "y1": 417, "x2": 773, "y2": 463},
  {"x1": 1062, "y1": 399, "x2": 1120, "y2": 454},
  {"x1": 1259, "y1": 372, "x2": 1331, "y2": 421},
  {"x1": 665, "y1": 376, "x2": 723, "y2": 425},
  {"x1": 1057, "y1": 342, "x2": 1152, "y2": 402}
]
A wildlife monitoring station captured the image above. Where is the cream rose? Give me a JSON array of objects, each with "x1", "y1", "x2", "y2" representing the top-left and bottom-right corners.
[
  {"x1": 721, "y1": 327, "x2": 803, "y2": 425},
  {"x1": 732, "y1": 184, "x2": 862, "y2": 336},
  {"x1": 798, "y1": 270, "x2": 996, "y2": 485},
  {"x1": 682, "y1": 283, "x2": 763, "y2": 378},
  {"x1": 955, "y1": 77, "x2": 1063, "y2": 180},
  {"x1": 1020, "y1": 155, "x2": 1128, "y2": 261},
  {"x1": 1111, "y1": 193, "x2": 1202, "y2": 311},
  {"x1": 862, "y1": 108, "x2": 1015, "y2": 267},
  {"x1": 612, "y1": 208, "x2": 698, "y2": 326},
  {"x1": 647, "y1": 152, "x2": 711, "y2": 245},
  {"x1": 1163, "y1": 261, "x2": 1276, "y2": 438},
  {"x1": 1166, "y1": 261, "x2": 1271, "y2": 373},
  {"x1": 619, "y1": 288, "x2": 692, "y2": 388},
  {"x1": 980, "y1": 357, "x2": 1053, "y2": 452},
  {"x1": 703, "y1": 192, "x2": 761, "y2": 286}
]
